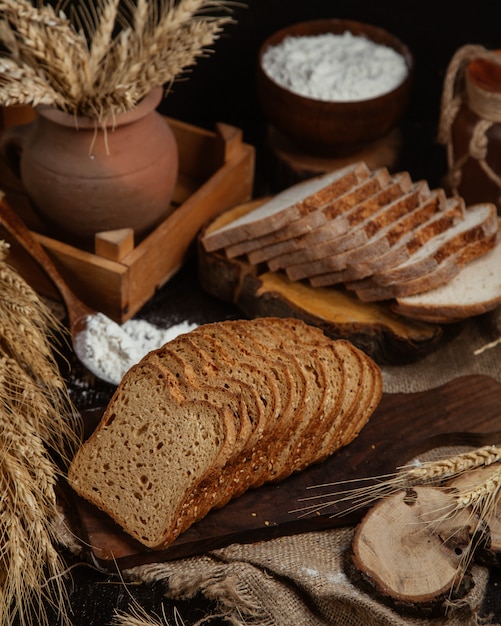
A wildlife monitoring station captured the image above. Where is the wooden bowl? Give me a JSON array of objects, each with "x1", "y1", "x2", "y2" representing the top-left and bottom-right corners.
[{"x1": 257, "y1": 19, "x2": 414, "y2": 155}]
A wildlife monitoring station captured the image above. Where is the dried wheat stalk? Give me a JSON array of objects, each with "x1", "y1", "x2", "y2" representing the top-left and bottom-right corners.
[
  {"x1": 0, "y1": 0, "x2": 234, "y2": 124},
  {"x1": 0, "y1": 241, "x2": 82, "y2": 626},
  {"x1": 293, "y1": 445, "x2": 501, "y2": 517}
]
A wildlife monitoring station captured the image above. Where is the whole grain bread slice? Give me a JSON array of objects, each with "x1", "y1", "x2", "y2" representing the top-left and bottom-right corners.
[
  {"x1": 67, "y1": 361, "x2": 236, "y2": 549},
  {"x1": 246, "y1": 168, "x2": 393, "y2": 265},
  {"x1": 202, "y1": 162, "x2": 371, "y2": 252}
]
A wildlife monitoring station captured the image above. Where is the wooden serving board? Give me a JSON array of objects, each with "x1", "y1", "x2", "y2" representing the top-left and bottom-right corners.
[{"x1": 66, "y1": 375, "x2": 501, "y2": 571}]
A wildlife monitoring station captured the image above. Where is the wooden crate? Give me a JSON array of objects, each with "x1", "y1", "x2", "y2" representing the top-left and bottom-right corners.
[{"x1": 0, "y1": 113, "x2": 255, "y2": 322}]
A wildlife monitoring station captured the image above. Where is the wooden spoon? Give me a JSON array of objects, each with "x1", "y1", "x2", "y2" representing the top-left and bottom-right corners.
[{"x1": 0, "y1": 196, "x2": 133, "y2": 385}]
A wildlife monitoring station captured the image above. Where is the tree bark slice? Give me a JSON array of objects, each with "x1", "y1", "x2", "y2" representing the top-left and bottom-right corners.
[{"x1": 350, "y1": 486, "x2": 477, "y2": 614}]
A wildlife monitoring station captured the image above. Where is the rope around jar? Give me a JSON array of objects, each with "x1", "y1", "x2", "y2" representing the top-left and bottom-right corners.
[{"x1": 438, "y1": 44, "x2": 501, "y2": 204}]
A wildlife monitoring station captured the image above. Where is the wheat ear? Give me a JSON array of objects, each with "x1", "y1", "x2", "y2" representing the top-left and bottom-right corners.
[
  {"x1": 293, "y1": 445, "x2": 501, "y2": 518},
  {"x1": 0, "y1": 243, "x2": 82, "y2": 626}
]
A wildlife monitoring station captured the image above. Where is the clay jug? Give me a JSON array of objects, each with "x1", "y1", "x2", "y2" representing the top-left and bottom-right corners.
[
  {"x1": 439, "y1": 45, "x2": 501, "y2": 213},
  {"x1": 0, "y1": 87, "x2": 178, "y2": 245}
]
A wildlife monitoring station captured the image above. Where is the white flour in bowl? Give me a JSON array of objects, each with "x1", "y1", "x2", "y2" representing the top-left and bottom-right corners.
[
  {"x1": 261, "y1": 31, "x2": 408, "y2": 101},
  {"x1": 77, "y1": 313, "x2": 198, "y2": 385}
]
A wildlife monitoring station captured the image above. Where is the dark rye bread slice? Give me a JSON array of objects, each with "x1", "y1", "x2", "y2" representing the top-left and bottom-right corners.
[
  {"x1": 247, "y1": 168, "x2": 393, "y2": 265},
  {"x1": 281, "y1": 183, "x2": 438, "y2": 282},
  {"x1": 67, "y1": 361, "x2": 236, "y2": 549},
  {"x1": 263, "y1": 172, "x2": 416, "y2": 271},
  {"x1": 202, "y1": 162, "x2": 371, "y2": 252},
  {"x1": 309, "y1": 192, "x2": 461, "y2": 288},
  {"x1": 223, "y1": 162, "x2": 372, "y2": 258},
  {"x1": 350, "y1": 227, "x2": 499, "y2": 302}
]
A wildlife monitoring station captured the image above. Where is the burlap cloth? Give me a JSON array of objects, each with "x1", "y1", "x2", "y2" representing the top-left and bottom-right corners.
[{"x1": 114, "y1": 309, "x2": 501, "y2": 625}]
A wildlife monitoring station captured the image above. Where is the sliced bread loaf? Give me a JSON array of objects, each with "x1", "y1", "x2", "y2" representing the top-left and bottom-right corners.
[
  {"x1": 246, "y1": 168, "x2": 393, "y2": 265},
  {"x1": 266, "y1": 177, "x2": 425, "y2": 273},
  {"x1": 68, "y1": 318, "x2": 383, "y2": 550},
  {"x1": 393, "y1": 227, "x2": 501, "y2": 322},
  {"x1": 201, "y1": 162, "x2": 371, "y2": 252},
  {"x1": 349, "y1": 226, "x2": 498, "y2": 302},
  {"x1": 368, "y1": 202, "x2": 498, "y2": 286}
]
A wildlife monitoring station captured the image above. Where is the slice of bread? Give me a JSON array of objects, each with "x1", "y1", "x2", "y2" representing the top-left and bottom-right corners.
[
  {"x1": 309, "y1": 192, "x2": 461, "y2": 288},
  {"x1": 393, "y1": 227, "x2": 501, "y2": 322},
  {"x1": 201, "y1": 162, "x2": 371, "y2": 252},
  {"x1": 68, "y1": 318, "x2": 382, "y2": 550},
  {"x1": 246, "y1": 168, "x2": 393, "y2": 265},
  {"x1": 67, "y1": 361, "x2": 235, "y2": 548},
  {"x1": 369, "y1": 202, "x2": 498, "y2": 286},
  {"x1": 267, "y1": 172, "x2": 412, "y2": 271},
  {"x1": 350, "y1": 227, "x2": 498, "y2": 302}
]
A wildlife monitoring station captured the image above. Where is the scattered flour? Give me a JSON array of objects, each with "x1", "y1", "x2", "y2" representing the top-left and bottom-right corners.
[
  {"x1": 261, "y1": 31, "x2": 408, "y2": 102},
  {"x1": 76, "y1": 312, "x2": 198, "y2": 386}
]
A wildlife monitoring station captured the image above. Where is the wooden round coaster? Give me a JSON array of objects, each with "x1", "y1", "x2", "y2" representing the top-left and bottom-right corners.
[{"x1": 266, "y1": 125, "x2": 402, "y2": 190}]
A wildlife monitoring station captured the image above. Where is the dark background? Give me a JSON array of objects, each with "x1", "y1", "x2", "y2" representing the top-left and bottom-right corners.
[
  {"x1": 158, "y1": 0, "x2": 501, "y2": 192},
  {"x1": 30, "y1": 1, "x2": 501, "y2": 624}
]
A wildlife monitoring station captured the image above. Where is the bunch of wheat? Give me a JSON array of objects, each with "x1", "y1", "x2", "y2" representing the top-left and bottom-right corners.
[
  {"x1": 0, "y1": 239, "x2": 81, "y2": 626},
  {"x1": 0, "y1": 0, "x2": 234, "y2": 124}
]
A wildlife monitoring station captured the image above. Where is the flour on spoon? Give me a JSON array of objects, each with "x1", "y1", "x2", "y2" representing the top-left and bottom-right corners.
[{"x1": 75, "y1": 312, "x2": 198, "y2": 385}]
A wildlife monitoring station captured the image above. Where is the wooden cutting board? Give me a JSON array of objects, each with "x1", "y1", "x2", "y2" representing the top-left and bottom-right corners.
[{"x1": 65, "y1": 375, "x2": 501, "y2": 571}]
